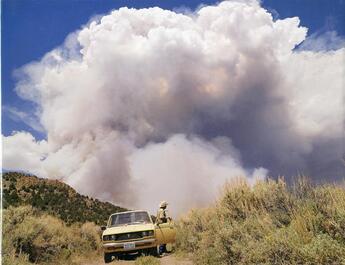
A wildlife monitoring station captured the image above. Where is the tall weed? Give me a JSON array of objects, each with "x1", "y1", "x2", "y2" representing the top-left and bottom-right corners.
[
  {"x1": 2, "y1": 206, "x2": 101, "y2": 264},
  {"x1": 176, "y1": 178, "x2": 345, "y2": 265}
]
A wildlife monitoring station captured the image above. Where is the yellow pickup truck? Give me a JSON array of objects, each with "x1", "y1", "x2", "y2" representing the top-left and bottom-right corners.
[{"x1": 101, "y1": 210, "x2": 176, "y2": 263}]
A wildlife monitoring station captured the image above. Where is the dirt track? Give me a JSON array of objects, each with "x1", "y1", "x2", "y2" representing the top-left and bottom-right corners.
[{"x1": 84, "y1": 253, "x2": 193, "y2": 265}]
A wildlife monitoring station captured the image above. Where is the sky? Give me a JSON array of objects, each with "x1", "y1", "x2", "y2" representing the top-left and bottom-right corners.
[
  {"x1": 2, "y1": 0, "x2": 345, "y2": 138},
  {"x1": 1, "y1": 0, "x2": 345, "y2": 214}
]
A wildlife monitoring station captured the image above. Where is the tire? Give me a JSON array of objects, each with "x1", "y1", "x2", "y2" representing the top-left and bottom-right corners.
[
  {"x1": 149, "y1": 246, "x2": 159, "y2": 256},
  {"x1": 104, "y1": 253, "x2": 112, "y2": 263}
]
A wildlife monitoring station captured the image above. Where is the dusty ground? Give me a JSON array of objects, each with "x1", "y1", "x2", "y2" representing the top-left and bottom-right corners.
[{"x1": 84, "y1": 253, "x2": 193, "y2": 265}]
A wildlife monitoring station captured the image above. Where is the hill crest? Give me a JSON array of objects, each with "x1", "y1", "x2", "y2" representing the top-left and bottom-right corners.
[{"x1": 3, "y1": 171, "x2": 127, "y2": 225}]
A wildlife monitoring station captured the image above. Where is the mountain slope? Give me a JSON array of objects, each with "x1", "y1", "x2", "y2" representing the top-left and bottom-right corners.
[{"x1": 2, "y1": 171, "x2": 127, "y2": 225}]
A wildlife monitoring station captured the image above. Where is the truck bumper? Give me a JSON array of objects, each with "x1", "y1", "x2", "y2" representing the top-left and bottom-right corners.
[{"x1": 103, "y1": 238, "x2": 156, "y2": 253}]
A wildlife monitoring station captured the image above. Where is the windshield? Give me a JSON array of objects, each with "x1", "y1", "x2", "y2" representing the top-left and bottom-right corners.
[{"x1": 109, "y1": 211, "x2": 151, "y2": 227}]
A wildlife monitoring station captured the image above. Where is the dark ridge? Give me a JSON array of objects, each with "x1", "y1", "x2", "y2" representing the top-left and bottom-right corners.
[{"x1": 2, "y1": 171, "x2": 128, "y2": 225}]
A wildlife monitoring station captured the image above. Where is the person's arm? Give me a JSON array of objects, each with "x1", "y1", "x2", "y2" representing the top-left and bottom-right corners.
[{"x1": 164, "y1": 210, "x2": 172, "y2": 222}]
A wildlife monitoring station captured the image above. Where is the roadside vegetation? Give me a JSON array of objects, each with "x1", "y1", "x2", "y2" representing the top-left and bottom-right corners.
[
  {"x1": 4, "y1": 172, "x2": 345, "y2": 265},
  {"x1": 2, "y1": 171, "x2": 127, "y2": 265},
  {"x1": 176, "y1": 178, "x2": 345, "y2": 265},
  {"x1": 2, "y1": 205, "x2": 101, "y2": 265}
]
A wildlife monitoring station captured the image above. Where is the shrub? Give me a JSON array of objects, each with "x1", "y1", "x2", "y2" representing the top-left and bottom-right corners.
[
  {"x1": 176, "y1": 178, "x2": 345, "y2": 265},
  {"x1": 80, "y1": 222, "x2": 102, "y2": 251},
  {"x1": 2, "y1": 253, "x2": 31, "y2": 265},
  {"x1": 2, "y1": 206, "x2": 101, "y2": 264},
  {"x1": 302, "y1": 234, "x2": 345, "y2": 265}
]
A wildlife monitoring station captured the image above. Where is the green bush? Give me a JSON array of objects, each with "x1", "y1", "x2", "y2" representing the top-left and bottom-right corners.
[{"x1": 176, "y1": 178, "x2": 345, "y2": 265}]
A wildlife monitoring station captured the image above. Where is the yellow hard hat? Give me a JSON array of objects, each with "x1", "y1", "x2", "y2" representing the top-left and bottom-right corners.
[{"x1": 159, "y1": 201, "x2": 168, "y2": 208}]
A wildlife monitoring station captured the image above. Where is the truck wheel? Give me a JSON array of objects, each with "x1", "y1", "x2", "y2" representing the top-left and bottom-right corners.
[
  {"x1": 104, "y1": 253, "x2": 112, "y2": 263},
  {"x1": 149, "y1": 247, "x2": 159, "y2": 256}
]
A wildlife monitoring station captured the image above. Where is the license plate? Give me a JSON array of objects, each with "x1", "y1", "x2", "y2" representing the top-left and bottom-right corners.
[{"x1": 123, "y1": 242, "x2": 135, "y2": 250}]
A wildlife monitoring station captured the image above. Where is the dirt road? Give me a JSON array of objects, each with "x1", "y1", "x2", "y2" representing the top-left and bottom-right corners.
[{"x1": 84, "y1": 253, "x2": 193, "y2": 265}]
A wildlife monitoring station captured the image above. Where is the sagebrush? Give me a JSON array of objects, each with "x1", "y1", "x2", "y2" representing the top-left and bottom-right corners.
[
  {"x1": 2, "y1": 206, "x2": 101, "y2": 265},
  {"x1": 176, "y1": 178, "x2": 345, "y2": 265}
]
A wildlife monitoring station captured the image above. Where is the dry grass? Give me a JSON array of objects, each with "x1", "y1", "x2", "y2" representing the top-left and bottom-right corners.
[
  {"x1": 134, "y1": 255, "x2": 161, "y2": 265},
  {"x1": 176, "y1": 178, "x2": 345, "y2": 265},
  {"x1": 5, "y1": 177, "x2": 345, "y2": 265},
  {"x1": 2, "y1": 206, "x2": 101, "y2": 265}
]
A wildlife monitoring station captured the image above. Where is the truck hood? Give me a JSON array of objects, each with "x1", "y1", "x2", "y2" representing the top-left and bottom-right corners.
[{"x1": 103, "y1": 223, "x2": 155, "y2": 236}]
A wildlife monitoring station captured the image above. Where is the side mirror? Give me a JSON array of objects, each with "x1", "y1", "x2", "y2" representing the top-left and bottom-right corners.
[{"x1": 101, "y1": 226, "x2": 107, "y2": 231}]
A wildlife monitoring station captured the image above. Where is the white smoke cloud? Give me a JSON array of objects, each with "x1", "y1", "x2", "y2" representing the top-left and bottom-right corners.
[
  {"x1": 283, "y1": 48, "x2": 344, "y2": 139},
  {"x1": 3, "y1": 0, "x2": 344, "y2": 213},
  {"x1": 130, "y1": 134, "x2": 267, "y2": 215},
  {"x1": 2, "y1": 132, "x2": 48, "y2": 176}
]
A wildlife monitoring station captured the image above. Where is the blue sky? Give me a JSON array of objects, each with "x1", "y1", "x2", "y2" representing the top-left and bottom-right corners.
[{"x1": 2, "y1": 0, "x2": 345, "y2": 139}]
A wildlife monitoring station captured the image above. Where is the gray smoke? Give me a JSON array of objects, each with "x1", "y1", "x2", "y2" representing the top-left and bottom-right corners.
[{"x1": 3, "y1": 0, "x2": 344, "y2": 214}]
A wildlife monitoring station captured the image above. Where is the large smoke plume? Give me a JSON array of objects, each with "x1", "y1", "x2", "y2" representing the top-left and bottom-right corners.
[{"x1": 3, "y1": 0, "x2": 344, "y2": 215}]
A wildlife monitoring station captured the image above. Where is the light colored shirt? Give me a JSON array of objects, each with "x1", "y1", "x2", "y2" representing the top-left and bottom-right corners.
[{"x1": 156, "y1": 208, "x2": 168, "y2": 224}]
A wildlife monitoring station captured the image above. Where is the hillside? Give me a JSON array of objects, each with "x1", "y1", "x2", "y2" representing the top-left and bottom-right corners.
[{"x1": 3, "y1": 171, "x2": 127, "y2": 225}]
